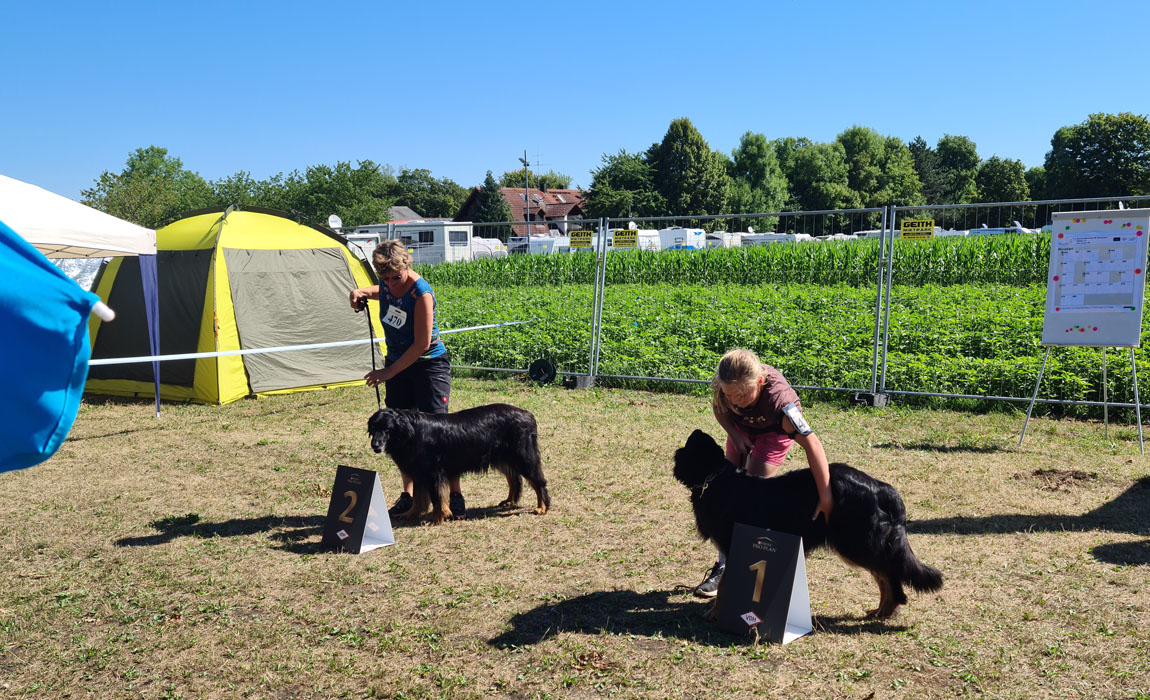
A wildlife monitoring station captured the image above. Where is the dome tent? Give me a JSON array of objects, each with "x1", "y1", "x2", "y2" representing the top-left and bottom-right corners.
[{"x1": 86, "y1": 206, "x2": 385, "y2": 404}]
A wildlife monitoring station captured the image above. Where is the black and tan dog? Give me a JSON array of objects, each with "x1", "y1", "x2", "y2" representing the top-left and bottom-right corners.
[
  {"x1": 368, "y1": 404, "x2": 551, "y2": 525},
  {"x1": 674, "y1": 429, "x2": 942, "y2": 619}
]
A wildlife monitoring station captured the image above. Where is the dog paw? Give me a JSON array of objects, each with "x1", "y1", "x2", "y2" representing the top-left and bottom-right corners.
[
  {"x1": 497, "y1": 499, "x2": 518, "y2": 509},
  {"x1": 534, "y1": 506, "x2": 548, "y2": 515},
  {"x1": 864, "y1": 607, "x2": 898, "y2": 620}
]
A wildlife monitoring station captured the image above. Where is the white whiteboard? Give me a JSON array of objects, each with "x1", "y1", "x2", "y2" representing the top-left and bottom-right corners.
[{"x1": 1042, "y1": 209, "x2": 1150, "y2": 347}]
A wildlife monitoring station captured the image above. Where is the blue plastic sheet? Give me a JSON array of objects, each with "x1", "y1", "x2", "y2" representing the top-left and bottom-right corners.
[{"x1": 0, "y1": 219, "x2": 99, "y2": 472}]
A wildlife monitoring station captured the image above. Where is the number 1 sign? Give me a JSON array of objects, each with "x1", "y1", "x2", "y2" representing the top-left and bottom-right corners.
[
  {"x1": 715, "y1": 524, "x2": 812, "y2": 644},
  {"x1": 322, "y1": 465, "x2": 395, "y2": 553}
]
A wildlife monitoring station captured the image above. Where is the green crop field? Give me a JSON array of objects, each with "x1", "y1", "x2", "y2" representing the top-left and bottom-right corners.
[{"x1": 419, "y1": 235, "x2": 1150, "y2": 415}]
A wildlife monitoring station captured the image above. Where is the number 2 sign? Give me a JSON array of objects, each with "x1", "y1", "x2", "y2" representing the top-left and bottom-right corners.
[
  {"x1": 322, "y1": 465, "x2": 395, "y2": 553},
  {"x1": 714, "y1": 524, "x2": 812, "y2": 644}
]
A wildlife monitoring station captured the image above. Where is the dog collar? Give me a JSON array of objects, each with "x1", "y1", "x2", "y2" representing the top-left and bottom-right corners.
[{"x1": 692, "y1": 463, "x2": 733, "y2": 498}]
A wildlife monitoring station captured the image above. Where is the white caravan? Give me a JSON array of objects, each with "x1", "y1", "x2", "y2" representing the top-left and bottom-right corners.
[{"x1": 657, "y1": 226, "x2": 706, "y2": 250}]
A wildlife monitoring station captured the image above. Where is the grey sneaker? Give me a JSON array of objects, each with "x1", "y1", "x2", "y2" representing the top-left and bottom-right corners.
[
  {"x1": 694, "y1": 562, "x2": 725, "y2": 598},
  {"x1": 449, "y1": 492, "x2": 467, "y2": 521},
  {"x1": 387, "y1": 492, "x2": 413, "y2": 517}
]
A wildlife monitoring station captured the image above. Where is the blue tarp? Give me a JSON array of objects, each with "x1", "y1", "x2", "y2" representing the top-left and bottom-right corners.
[{"x1": 0, "y1": 219, "x2": 99, "y2": 472}]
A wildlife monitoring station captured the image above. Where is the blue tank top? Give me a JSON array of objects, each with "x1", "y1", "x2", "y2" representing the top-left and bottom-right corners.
[{"x1": 378, "y1": 277, "x2": 445, "y2": 361}]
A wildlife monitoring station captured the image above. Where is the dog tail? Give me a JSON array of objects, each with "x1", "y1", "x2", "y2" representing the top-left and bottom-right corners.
[{"x1": 893, "y1": 526, "x2": 943, "y2": 592}]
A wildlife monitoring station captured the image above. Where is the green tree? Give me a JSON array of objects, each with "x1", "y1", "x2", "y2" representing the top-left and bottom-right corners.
[
  {"x1": 1025, "y1": 166, "x2": 1047, "y2": 201},
  {"x1": 975, "y1": 156, "x2": 1030, "y2": 203},
  {"x1": 473, "y1": 170, "x2": 512, "y2": 223},
  {"x1": 934, "y1": 134, "x2": 981, "y2": 204},
  {"x1": 908, "y1": 136, "x2": 945, "y2": 204},
  {"x1": 880, "y1": 136, "x2": 924, "y2": 206},
  {"x1": 209, "y1": 170, "x2": 291, "y2": 209},
  {"x1": 498, "y1": 169, "x2": 572, "y2": 191},
  {"x1": 82, "y1": 146, "x2": 214, "y2": 228},
  {"x1": 1044, "y1": 112, "x2": 1150, "y2": 198},
  {"x1": 648, "y1": 118, "x2": 730, "y2": 216},
  {"x1": 835, "y1": 127, "x2": 922, "y2": 208},
  {"x1": 391, "y1": 168, "x2": 470, "y2": 218},
  {"x1": 584, "y1": 149, "x2": 666, "y2": 219},
  {"x1": 727, "y1": 131, "x2": 788, "y2": 212},
  {"x1": 784, "y1": 141, "x2": 859, "y2": 213},
  {"x1": 275, "y1": 160, "x2": 394, "y2": 226}
]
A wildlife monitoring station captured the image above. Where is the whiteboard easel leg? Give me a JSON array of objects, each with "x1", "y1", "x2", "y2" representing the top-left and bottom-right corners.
[
  {"x1": 1020, "y1": 347, "x2": 1051, "y2": 446},
  {"x1": 1131, "y1": 347, "x2": 1143, "y2": 456},
  {"x1": 1102, "y1": 348, "x2": 1109, "y2": 441}
]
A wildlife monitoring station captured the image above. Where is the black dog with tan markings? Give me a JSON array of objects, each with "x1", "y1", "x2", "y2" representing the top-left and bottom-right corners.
[
  {"x1": 368, "y1": 404, "x2": 551, "y2": 525},
  {"x1": 674, "y1": 429, "x2": 942, "y2": 619}
]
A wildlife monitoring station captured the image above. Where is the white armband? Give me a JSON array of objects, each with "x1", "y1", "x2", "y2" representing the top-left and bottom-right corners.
[{"x1": 782, "y1": 402, "x2": 813, "y2": 436}]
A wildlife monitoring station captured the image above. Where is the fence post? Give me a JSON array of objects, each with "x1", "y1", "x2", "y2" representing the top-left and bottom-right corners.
[
  {"x1": 854, "y1": 206, "x2": 892, "y2": 407},
  {"x1": 878, "y1": 206, "x2": 896, "y2": 395}
]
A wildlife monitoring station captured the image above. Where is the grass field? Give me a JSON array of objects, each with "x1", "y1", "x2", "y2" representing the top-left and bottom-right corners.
[{"x1": 2, "y1": 378, "x2": 1148, "y2": 699}]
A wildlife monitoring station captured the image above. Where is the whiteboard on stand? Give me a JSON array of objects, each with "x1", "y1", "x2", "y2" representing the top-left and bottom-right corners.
[{"x1": 1042, "y1": 209, "x2": 1150, "y2": 347}]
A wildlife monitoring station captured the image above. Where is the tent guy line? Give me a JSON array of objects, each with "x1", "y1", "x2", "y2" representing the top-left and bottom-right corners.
[{"x1": 87, "y1": 319, "x2": 536, "y2": 366}]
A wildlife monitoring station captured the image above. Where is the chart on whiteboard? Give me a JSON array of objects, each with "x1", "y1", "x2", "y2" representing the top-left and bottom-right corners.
[
  {"x1": 1050, "y1": 230, "x2": 1141, "y2": 313},
  {"x1": 1041, "y1": 210, "x2": 1150, "y2": 347}
]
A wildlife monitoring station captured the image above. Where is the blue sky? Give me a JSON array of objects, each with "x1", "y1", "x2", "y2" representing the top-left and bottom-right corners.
[{"x1": 4, "y1": 0, "x2": 1147, "y2": 202}]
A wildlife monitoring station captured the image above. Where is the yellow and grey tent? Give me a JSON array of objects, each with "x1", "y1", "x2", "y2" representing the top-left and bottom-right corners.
[{"x1": 86, "y1": 206, "x2": 385, "y2": 404}]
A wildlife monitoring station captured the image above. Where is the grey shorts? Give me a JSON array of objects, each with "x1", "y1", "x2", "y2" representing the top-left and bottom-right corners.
[{"x1": 384, "y1": 354, "x2": 451, "y2": 414}]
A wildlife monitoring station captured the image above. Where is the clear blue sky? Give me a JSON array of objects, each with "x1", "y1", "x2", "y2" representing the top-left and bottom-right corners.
[{"x1": 3, "y1": 0, "x2": 1147, "y2": 202}]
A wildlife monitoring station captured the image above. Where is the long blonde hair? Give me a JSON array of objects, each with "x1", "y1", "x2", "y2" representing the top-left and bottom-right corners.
[
  {"x1": 711, "y1": 348, "x2": 764, "y2": 415},
  {"x1": 372, "y1": 240, "x2": 412, "y2": 275}
]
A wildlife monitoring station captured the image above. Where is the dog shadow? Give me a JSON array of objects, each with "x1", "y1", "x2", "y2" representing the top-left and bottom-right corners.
[
  {"x1": 487, "y1": 589, "x2": 905, "y2": 648},
  {"x1": 115, "y1": 513, "x2": 329, "y2": 554},
  {"x1": 908, "y1": 476, "x2": 1150, "y2": 566}
]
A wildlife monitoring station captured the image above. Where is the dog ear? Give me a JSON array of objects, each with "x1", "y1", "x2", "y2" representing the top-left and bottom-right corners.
[
  {"x1": 367, "y1": 409, "x2": 388, "y2": 434},
  {"x1": 685, "y1": 429, "x2": 719, "y2": 454}
]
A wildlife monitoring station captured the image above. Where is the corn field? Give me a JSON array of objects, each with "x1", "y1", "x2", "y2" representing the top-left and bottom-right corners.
[{"x1": 418, "y1": 235, "x2": 1050, "y2": 288}]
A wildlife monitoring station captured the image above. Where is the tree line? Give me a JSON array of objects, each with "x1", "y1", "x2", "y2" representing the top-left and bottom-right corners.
[{"x1": 83, "y1": 112, "x2": 1150, "y2": 229}]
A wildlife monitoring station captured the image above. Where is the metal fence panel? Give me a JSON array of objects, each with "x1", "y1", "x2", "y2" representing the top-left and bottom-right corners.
[
  {"x1": 593, "y1": 210, "x2": 888, "y2": 393},
  {"x1": 409, "y1": 218, "x2": 605, "y2": 379},
  {"x1": 883, "y1": 196, "x2": 1150, "y2": 410}
]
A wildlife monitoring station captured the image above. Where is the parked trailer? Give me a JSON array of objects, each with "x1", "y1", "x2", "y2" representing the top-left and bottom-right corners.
[
  {"x1": 706, "y1": 231, "x2": 743, "y2": 248},
  {"x1": 657, "y1": 226, "x2": 706, "y2": 250},
  {"x1": 740, "y1": 232, "x2": 815, "y2": 245},
  {"x1": 508, "y1": 235, "x2": 570, "y2": 255},
  {"x1": 472, "y1": 237, "x2": 508, "y2": 258},
  {"x1": 345, "y1": 221, "x2": 474, "y2": 265}
]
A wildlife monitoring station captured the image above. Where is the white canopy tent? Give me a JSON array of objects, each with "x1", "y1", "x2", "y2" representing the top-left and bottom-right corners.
[
  {"x1": 0, "y1": 174, "x2": 156, "y2": 258},
  {"x1": 0, "y1": 173, "x2": 161, "y2": 415}
]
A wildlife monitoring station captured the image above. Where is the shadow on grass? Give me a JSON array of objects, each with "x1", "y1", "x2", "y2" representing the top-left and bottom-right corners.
[
  {"x1": 909, "y1": 476, "x2": 1150, "y2": 566},
  {"x1": 487, "y1": 589, "x2": 905, "y2": 648},
  {"x1": 116, "y1": 512, "x2": 326, "y2": 552},
  {"x1": 871, "y1": 441, "x2": 1004, "y2": 454},
  {"x1": 112, "y1": 505, "x2": 533, "y2": 554}
]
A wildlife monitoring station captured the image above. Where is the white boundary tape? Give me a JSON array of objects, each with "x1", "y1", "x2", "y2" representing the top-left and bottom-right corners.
[{"x1": 88, "y1": 319, "x2": 535, "y2": 366}]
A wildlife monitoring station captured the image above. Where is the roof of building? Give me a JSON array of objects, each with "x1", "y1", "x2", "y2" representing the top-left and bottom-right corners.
[
  {"x1": 388, "y1": 205, "x2": 423, "y2": 222},
  {"x1": 454, "y1": 186, "x2": 586, "y2": 235}
]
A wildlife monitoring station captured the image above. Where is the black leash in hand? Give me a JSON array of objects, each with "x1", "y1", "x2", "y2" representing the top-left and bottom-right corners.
[{"x1": 357, "y1": 298, "x2": 382, "y2": 409}]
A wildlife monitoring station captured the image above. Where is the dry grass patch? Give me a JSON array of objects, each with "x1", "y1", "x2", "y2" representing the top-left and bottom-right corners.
[{"x1": 0, "y1": 378, "x2": 1147, "y2": 699}]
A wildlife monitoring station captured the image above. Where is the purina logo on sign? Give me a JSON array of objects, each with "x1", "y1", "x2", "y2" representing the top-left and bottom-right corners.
[
  {"x1": 900, "y1": 219, "x2": 935, "y2": 241},
  {"x1": 716, "y1": 524, "x2": 813, "y2": 644}
]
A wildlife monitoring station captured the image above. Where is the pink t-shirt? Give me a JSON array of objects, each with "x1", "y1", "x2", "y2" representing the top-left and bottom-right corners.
[{"x1": 729, "y1": 364, "x2": 800, "y2": 435}]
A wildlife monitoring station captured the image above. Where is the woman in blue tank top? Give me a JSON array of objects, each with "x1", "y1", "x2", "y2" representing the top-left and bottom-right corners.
[{"x1": 349, "y1": 240, "x2": 464, "y2": 518}]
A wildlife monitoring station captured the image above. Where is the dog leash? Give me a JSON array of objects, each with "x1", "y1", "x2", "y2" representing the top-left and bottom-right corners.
[{"x1": 357, "y1": 298, "x2": 382, "y2": 410}]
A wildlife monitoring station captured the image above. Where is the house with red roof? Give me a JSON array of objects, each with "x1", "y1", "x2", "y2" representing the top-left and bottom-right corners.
[{"x1": 454, "y1": 187, "x2": 587, "y2": 236}]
